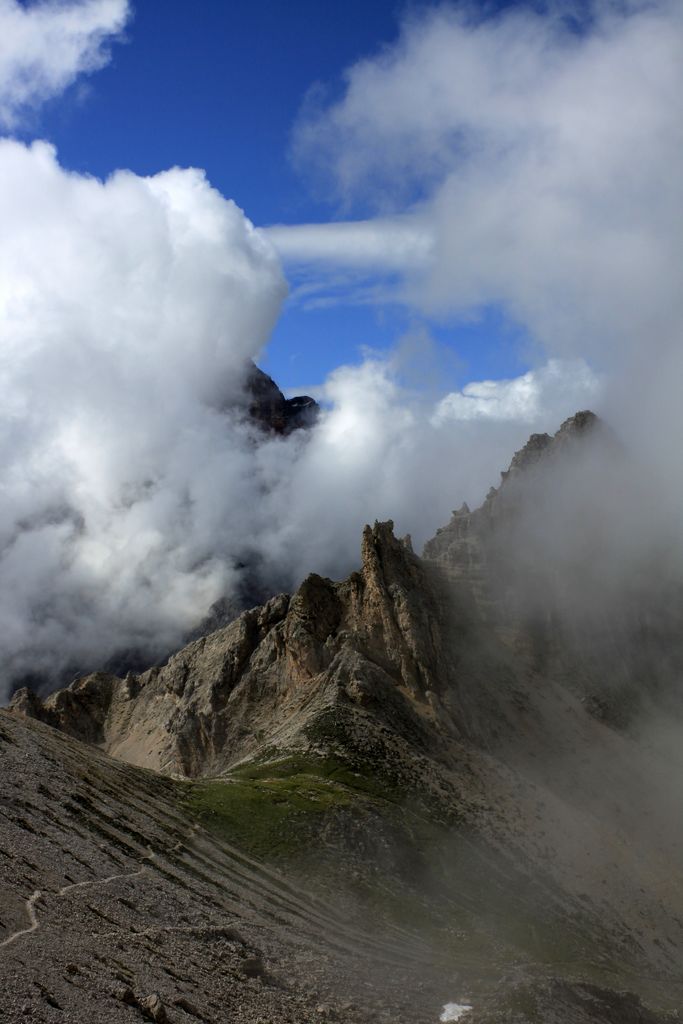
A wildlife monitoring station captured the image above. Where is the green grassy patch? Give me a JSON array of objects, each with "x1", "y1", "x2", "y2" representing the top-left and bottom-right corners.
[
  {"x1": 180, "y1": 752, "x2": 651, "y2": 997},
  {"x1": 231, "y1": 752, "x2": 397, "y2": 799},
  {"x1": 183, "y1": 753, "x2": 388, "y2": 861}
]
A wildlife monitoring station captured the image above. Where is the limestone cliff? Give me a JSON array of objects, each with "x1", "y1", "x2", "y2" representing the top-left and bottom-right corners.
[{"x1": 11, "y1": 521, "x2": 455, "y2": 776}]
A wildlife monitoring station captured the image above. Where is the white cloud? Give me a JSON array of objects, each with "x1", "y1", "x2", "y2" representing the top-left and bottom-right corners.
[
  {"x1": 0, "y1": 142, "x2": 599, "y2": 689},
  {"x1": 267, "y1": 216, "x2": 433, "y2": 272},
  {"x1": 433, "y1": 359, "x2": 600, "y2": 423},
  {"x1": 288, "y1": 1, "x2": 683, "y2": 367},
  {"x1": 0, "y1": 0, "x2": 129, "y2": 128},
  {"x1": 0, "y1": 140, "x2": 286, "y2": 682}
]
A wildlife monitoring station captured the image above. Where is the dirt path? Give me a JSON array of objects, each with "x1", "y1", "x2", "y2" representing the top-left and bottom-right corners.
[
  {"x1": 0, "y1": 891, "x2": 42, "y2": 950},
  {"x1": 0, "y1": 827, "x2": 199, "y2": 952}
]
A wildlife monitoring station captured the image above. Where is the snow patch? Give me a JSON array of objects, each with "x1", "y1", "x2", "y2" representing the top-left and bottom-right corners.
[{"x1": 440, "y1": 1003, "x2": 473, "y2": 1022}]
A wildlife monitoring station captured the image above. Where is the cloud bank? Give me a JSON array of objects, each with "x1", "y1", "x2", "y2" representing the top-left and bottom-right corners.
[
  {"x1": 1, "y1": 138, "x2": 584, "y2": 689},
  {"x1": 0, "y1": 139, "x2": 287, "y2": 682},
  {"x1": 433, "y1": 359, "x2": 599, "y2": 424},
  {"x1": 0, "y1": 0, "x2": 129, "y2": 128},
  {"x1": 0, "y1": 144, "x2": 595, "y2": 689},
  {"x1": 0, "y1": 1, "x2": 680, "y2": 695},
  {"x1": 280, "y1": 0, "x2": 683, "y2": 370}
]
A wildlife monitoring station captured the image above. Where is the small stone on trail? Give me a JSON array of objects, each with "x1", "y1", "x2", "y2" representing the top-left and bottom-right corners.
[
  {"x1": 141, "y1": 992, "x2": 168, "y2": 1022},
  {"x1": 110, "y1": 984, "x2": 137, "y2": 1006}
]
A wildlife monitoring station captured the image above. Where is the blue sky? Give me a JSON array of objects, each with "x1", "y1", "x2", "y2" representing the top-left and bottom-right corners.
[{"x1": 27, "y1": 0, "x2": 534, "y2": 392}]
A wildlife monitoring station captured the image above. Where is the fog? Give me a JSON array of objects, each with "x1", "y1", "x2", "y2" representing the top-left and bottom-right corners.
[
  {"x1": 0, "y1": 0, "x2": 682, "y2": 698},
  {"x1": 472, "y1": 421, "x2": 683, "y2": 694},
  {"x1": 271, "y1": 0, "x2": 683, "y2": 706},
  {"x1": 0, "y1": 139, "x2": 593, "y2": 691}
]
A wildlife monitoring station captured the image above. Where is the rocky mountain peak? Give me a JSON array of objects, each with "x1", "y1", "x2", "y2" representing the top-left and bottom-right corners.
[
  {"x1": 505, "y1": 409, "x2": 600, "y2": 479},
  {"x1": 557, "y1": 408, "x2": 599, "y2": 436},
  {"x1": 507, "y1": 431, "x2": 553, "y2": 473},
  {"x1": 426, "y1": 409, "x2": 600, "y2": 534},
  {"x1": 244, "y1": 362, "x2": 319, "y2": 434}
]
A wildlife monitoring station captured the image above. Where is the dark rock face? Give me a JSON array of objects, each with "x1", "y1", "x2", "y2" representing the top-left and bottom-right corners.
[
  {"x1": 421, "y1": 409, "x2": 683, "y2": 725},
  {"x1": 245, "y1": 363, "x2": 319, "y2": 434}
]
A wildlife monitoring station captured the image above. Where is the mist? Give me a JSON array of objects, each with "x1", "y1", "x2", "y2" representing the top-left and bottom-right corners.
[
  {"x1": 1, "y1": 0, "x2": 682, "y2": 701},
  {"x1": 276, "y1": 0, "x2": 683, "y2": 463},
  {"x1": 0, "y1": 140, "x2": 593, "y2": 693},
  {"x1": 0, "y1": 145, "x2": 581, "y2": 692}
]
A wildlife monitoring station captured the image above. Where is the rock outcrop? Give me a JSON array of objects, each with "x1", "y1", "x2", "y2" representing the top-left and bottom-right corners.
[
  {"x1": 423, "y1": 410, "x2": 603, "y2": 586},
  {"x1": 244, "y1": 362, "x2": 319, "y2": 435},
  {"x1": 10, "y1": 521, "x2": 455, "y2": 776}
]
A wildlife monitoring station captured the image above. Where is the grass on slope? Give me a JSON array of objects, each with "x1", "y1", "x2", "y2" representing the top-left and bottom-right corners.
[
  {"x1": 183, "y1": 753, "x2": 393, "y2": 861},
  {"x1": 182, "y1": 752, "x2": 665, "y2": 1000}
]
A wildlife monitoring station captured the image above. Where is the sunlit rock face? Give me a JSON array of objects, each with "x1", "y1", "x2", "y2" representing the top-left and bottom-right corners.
[{"x1": 9, "y1": 518, "x2": 450, "y2": 776}]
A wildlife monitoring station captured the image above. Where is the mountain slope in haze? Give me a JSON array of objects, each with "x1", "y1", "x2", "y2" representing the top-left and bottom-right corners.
[
  {"x1": 2, "y1": 709, "x2": 675, "y2": 1024},
  {"x1": 6, "y1": 412, "x2": 683, "y2": 1022},
  {"x1": 0, "y1": 709, "x2": 454, "y2": 1024}
]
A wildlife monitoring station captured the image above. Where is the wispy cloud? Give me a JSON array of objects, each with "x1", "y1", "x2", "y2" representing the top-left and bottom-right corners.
[
  {"x1": 283, "y1": 1, "x2": 683, "y2": 369},
  {"x1": 267, "y1": 216, "x2": 433, "y2": 272},
  {"x1": 0, "y1": 0, "x2": 130, "y2": 128}
]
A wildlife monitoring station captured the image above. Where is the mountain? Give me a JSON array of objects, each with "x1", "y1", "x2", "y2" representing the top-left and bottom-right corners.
[
  {"x1": 3, "y1": 412, "x2": 682, "y2": 1023},
  {"x1": 244, "y1": 362, "x2": 319, "y2": 435}
]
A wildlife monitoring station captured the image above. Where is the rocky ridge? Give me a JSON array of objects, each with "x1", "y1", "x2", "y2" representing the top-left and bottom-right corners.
[
  {"x1": 5, "y1": 411, "x2": 683, "y2": 1022},
  {"x1": 244, "y1": 362, "x2": 319, "y2": 435}
]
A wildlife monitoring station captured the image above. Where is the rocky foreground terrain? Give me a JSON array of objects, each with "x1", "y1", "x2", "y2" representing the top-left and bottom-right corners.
[{"x1": 3, "y1": 412, "x2": 683, "y2": 1023}]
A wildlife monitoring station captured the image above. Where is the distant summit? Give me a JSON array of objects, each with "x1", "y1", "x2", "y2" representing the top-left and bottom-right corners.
[
  {"x1": 245, "y1": 362, "x2": 319, "y2": 434},
  {"x1": 506, "y1": 409, "x2": 600, "y2": 475}
]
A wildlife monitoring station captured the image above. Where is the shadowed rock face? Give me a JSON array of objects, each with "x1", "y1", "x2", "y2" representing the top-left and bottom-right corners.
[
  {"x1": 244, "y1": 362, "x2": 319, "y2": 434},
  {"x1": 7, "y1": 411, "x2": 683, "y2": 1022},
  {"x1": 422, "y1": 410, "x2": 683, "y2": 729}
]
